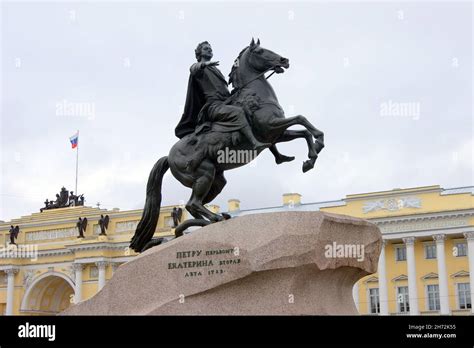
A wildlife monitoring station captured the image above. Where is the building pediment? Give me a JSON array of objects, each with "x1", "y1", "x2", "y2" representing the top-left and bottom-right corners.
[
  {"x1": 392, "y1": 274, "x2": 408, "y2": 282},
  {"x1": 451, "y1": 270, "x2": 469, "y2": 278},
  {"x1": 363, "y1": 276, "x2": 378, "y2": 284},
  {"x1": 421, "y1": 272, "x2": 438, "y2": 280}
]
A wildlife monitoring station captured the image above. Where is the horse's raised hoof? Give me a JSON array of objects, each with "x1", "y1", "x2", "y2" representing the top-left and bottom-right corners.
[
  {"x1": 302, "y1": 158, "x2": 316, "y2": 173},
  {"x1": 222, "y1": 212, "x2": 232, "y2": 220},
  {"x1": 314, "y1": 140, "x2": 325, "y2": 154},
  {"x1": 275, "y1": 154, "x2": 295, "y2": 164}
]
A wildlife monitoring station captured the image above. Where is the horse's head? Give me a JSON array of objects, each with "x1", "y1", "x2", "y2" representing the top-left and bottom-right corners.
[
  {"x1": 229, "y1": 38, "x2": 290, "y2": 88},
  {"x1": 247, "y1": 38, "x2": 289, "y2": 74}
]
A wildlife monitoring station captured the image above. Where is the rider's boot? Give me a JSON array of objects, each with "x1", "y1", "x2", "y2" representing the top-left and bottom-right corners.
[{"x1": 270, "y1": 145, "x2": 295, "y2": 164}]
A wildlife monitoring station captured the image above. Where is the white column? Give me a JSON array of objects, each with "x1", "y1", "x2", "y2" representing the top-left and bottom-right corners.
[
  {"x1": 96, "y1": 261, "x2": 108, "y2": 291},
  {"x1": 352, "y1": 282, "x2": 359, "y2": 313},
  {"x1": 5, "y1": 268, "x2": 19, "y2": 315},
  {"x1": 464, "y1": 232, "x2": 474, "y2": 314},
  {"x1": 433, "y1": 234, "x2": 449, "y2": 314},
  {"x1": 378, "y1": 239, "x2": 388, "y2": 315},
  {"x1": 403, "y1": 237, "x2": 419, "y2": 315},
  {"x1": 72, "y1": 263, "x2": 83, "y2": 304}
]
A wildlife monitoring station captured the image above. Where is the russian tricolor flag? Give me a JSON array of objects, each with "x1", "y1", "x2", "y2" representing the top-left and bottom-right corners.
[{"x1": 69, "y1": 132, "x2": 79, "y2": 149}]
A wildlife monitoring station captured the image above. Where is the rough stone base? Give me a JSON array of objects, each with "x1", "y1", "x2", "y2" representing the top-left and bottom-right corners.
[{"x1": 61, "y1": 212, "x2": 382, "y2": 315}]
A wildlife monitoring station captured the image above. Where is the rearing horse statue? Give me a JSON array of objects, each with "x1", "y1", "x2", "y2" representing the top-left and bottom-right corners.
[{"x1": 130, "y1": 39, "x2": 324, "y2": 252}]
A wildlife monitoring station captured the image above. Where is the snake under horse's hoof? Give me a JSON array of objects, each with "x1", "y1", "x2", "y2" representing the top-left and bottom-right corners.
[
  {"x1": 141, "y1": 215, "x2": 233, "y2": 252},
  {"x1": 175, "y1": 213, "x2": 232, "y2": 238},
  {"x1": 141, "y1": 237, "x2": 165, "y2": 252},
  {"x1": 174, "y1": 219, "x2": 211, "y2": 238}
]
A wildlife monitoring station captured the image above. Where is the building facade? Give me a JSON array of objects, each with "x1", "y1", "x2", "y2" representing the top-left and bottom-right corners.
[
  {"x1": 0, "y1": 205, "x2": 188, "y2": 315},
  {"x1": 228, "y1": 185, "x2": 474, "y2": 315},
  {"x1": 0, "y1": 185, "x2": 472, "y2": 315}
]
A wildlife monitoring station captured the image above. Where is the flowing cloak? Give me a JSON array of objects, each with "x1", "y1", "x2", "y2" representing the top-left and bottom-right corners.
[
  {"x1": 174, "y1": 71, "x2": 205, "y2": 139},
  {"x1": 174, "y1": 64, "x2": 244, "y2": 139}
]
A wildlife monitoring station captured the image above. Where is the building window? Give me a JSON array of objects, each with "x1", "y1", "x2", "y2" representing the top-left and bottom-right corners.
[
  {"x1": 427, "y1": 284, "x2": 440, "y2": 311},
  {"x1": 457, "y1": 283, "x2": 471, "y2": 309},
  {"x1": 425, "y1": 244, "x2": 437, "y2": 259},
  {"x1": 395, "y1": 246, "x2": 406, "y2": 261},
  {"x1": 397, "y1": 286, "x2": 410, "y2": 313},
  {"x1": 454, "y1": 243, "x2": 467, "y2": 257},
  {"x1": 369, "y1": 288, "x2": 380, "y2": 314}
]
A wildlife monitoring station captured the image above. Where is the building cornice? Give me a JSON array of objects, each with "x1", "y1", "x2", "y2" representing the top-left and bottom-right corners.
[
  {"x1": 64, "y1": 241, "x2": 131, "y2": 253},
  {"x1": 345, "y1": 185, "x2": 443, "y2": 201},
  {"x1": 0, "y1": 206, "x2": 176, "y2": 231},
  {"x1": 371, "y1": 209, "x2": 474, "y2": 225},
  {"x1": 0, "y1": 241, "x2": 133, "y2": 259}
]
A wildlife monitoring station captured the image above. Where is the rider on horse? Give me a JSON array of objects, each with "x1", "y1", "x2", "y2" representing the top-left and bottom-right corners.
[
  {"x1": 175, "y1": 41, "x2": 270, "y2": 148},
  {"x1": 130, "y1": 39, "x2": 324, "y2": 252}
]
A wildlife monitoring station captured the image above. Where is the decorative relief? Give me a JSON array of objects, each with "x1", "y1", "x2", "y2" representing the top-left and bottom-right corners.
[
  {"x1": 115, "y1": 220, "x2": 139, "y2": 233},
  {"x1": 71, "y1": 263, "x2": 84, "y2": 272},
  {"x1": 5, "y1": 268, "x2": 19, "y2": 275},
  {"x1": 363, "y1": 196, "x2": 421, "y2": 213},
  {"x1": 23, "y1": 270, "x2": 36, "y2": 289},
  {"x1": 379, "y1": 217, "x2": 469, "y2": 234},
  {"x1": 25, "y1": 227, "x2": 77, "y2": 242},
  {"x1": 62, "y1": 266, "x2": 75, "y2": 282},
  {"x1": 464, "y1": 232, "x2": 474, "y2": 241}
]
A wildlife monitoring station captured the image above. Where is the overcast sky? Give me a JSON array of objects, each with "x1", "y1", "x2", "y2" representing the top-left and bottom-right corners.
[{"x1": 1, "y1": 1, "x2": 472, "y2": 221}]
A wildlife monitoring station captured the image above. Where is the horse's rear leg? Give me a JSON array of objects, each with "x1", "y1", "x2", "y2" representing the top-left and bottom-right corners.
[
  {"x1": 186, "y1": 160, "x2": 224, "y2": 222},
  {"x1": 203, "y1": 172, "x2": 232, "y2": 219},
  {"x1": 203, "y1": 171, "x2": 227, "y2": 204}
]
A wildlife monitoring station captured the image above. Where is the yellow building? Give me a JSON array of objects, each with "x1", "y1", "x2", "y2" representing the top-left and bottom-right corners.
[
  {"x1": 228, "y1": 185, "x2": 474, "y2": 315},
  {"x1": 0, "y1": 205, "x2": 189, "y2": 315},
  {"x1": 319, "y1": 185, "x2": 474, "y2": 316},
  {"x1": 0, "y1": 185, "x2": 472, "y2": 315}
]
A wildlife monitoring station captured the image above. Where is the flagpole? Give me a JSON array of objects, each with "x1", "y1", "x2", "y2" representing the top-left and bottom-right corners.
[{"x1": 75, "y1": 130, "x2": 79, "y2": 195}]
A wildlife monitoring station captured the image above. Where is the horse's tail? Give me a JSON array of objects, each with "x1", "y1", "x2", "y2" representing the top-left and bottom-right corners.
[{"x1": 130, "y1": 156, "x2": 169, "y2": 252}]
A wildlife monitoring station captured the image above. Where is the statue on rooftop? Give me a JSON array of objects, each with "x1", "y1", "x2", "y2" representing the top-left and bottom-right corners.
[
  {"x1": 40, "y1": 187, "x2": 85, "y2": 211},
  {"x1": 8, "y1": 225, "x2": 20, "y2": 245},
  {"x1": 76, "y1": 217, "x2": 87, "y2": 238},
  {"x1": 98, "y1": 214, "x2": 110, "y2": 235}
]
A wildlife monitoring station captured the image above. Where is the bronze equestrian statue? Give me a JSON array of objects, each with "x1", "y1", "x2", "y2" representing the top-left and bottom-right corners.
[{"x1": 130, "y1": 39, "x2": 324, "y2": 252}]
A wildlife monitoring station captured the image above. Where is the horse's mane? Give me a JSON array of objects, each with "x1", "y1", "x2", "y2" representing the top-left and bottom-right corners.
[{"x1": 228, "y1": 46, "x2": 249, "y2": 87}]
